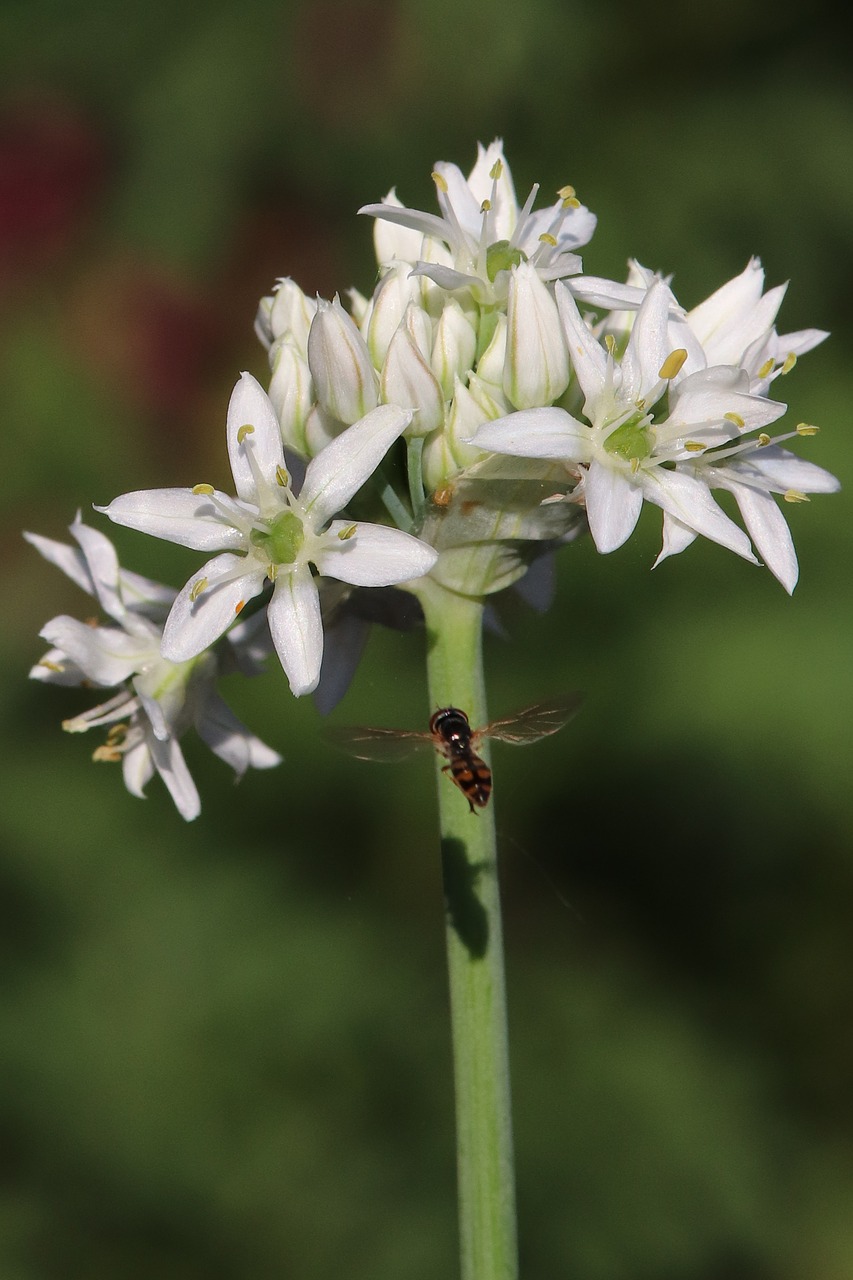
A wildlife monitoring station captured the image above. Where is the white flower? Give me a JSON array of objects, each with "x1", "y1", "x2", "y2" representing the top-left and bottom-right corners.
[
  {"x1": 359, "y1": 138, "x2": 603, "y2": 307},
  {"x1": 97, "y1": 373, "x2": 438, "y2": 696},
  {"x1": 472, "y1": 279, "x2": 818, "y2": 576},
  {"x1": 26, "y1": 514, "x2": 281, "y2": 821}
]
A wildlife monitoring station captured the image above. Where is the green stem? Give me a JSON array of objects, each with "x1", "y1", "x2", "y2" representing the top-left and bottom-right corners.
[{"x1": 415, "y1": 576, "x2": 519, "y2": 1280}]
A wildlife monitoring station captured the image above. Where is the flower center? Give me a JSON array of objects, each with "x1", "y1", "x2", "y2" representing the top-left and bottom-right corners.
[
  {"x1": 251, "y1": 510, "x2": 305, "y2": 564},
  {"x1": 603, "y1": 412, "x2": 654, "y2": 464},
  {"x1": 486, "y1": 239, "x2": 526, "y2": 282}
]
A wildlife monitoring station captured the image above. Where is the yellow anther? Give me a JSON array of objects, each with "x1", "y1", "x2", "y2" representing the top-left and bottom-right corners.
[
  {"x1": 758, "y1": 357, "x2": 775, "y2": 380},
  {"x1": 237, "y1": 423, "x2": 255, "y2": 444},
  {"x1": 489, "y1": 159, "x2": 503, "y2": 181},
  {"x1": 234, "y1": 599, "x2": 245, "y2": 615},
  {"x1": 189, "y1": 577, "x2": 208, "y2": 603},
  {"x1": 684, "y1": 441, "x2": 706, "y2": 453},
  {"x1": 658, "y1": 348, "x2": 687, "y2": 380},
  {"x1": 724, "y1": 412, "x2": 745, "y2": 429},
  {"x1": 337, "y1": 523, "x2": 358, "y2": 540},
  {"x1": 783, "y1": 489, "x2": 809, "y2": 503},
  {"x1": 557, "y1": 185, "x2": 577, "y2": 204},
  {"x1": 38, "y1": 658, "x2": 65, "y2": 673},
  {"x1": 480, "y1": 198, "x2": 491, "y2": 213},
  {"x1": 192, "y1": 483, "x2": 214, "y2": 496},
  {"x1": 604, "y1": 334, "x2": 617, "y2": 355},
  {"x1": 630, "y1": 457, "x2": 641, "y2": 474},
  {"x1": 796, "y1": 422, "x2": 819, "y2": 436},
  {"x1": 275, "y1": 465, "x2": 289, "y2": 487},
  {"x1": 781, "y1": 352, "x2": 797, "y2": 374},
  {"x1": 758, "y1": 433, "x2": 771, "y2": 446},
  {"x1": 538, "y1": 232, "x2": 558, "y2": 247},
  {"x1": 431, "y1": 171, "x2": 448, "y2": 193},
  {"x1": 106, "y1": 724, "x2": 128, "y2": 746},
  {"x1": 92, "y1": 745, "x2": 122, "y2": 763},
  {"x1": 267, "y1": 564, "x2": 278, "y2": 582}
]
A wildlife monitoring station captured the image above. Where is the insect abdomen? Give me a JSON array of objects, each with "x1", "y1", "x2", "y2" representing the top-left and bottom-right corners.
[{"x1": 448, "y1": 753, "x2": 492, "y2": 810}]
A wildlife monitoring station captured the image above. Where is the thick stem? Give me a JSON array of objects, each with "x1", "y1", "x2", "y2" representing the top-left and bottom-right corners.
[{"x1": 416, "y1": 576, "x2": 519, "y2": 1280}]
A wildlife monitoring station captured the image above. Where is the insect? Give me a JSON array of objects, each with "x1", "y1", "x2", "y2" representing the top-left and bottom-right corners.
[{"x1": 326, "y1": 693, "x2": 582, "y2": 812}]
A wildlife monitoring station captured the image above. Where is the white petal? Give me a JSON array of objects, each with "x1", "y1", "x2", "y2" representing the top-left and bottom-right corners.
[
  {"x1": 555, "y1": 283, "x2": 607, "y2": 406},
  {"x1": 621, "y1": 281, "x2": 673, "y2": 403},
  {"x1": 585, "y1": 461, "x2": 643, "y2": 553},
  {"x1": 727, "y1": 480, "x2": 798, "y2": 593},
  {"x1": 737, "y1": 446, "x2": 841, "y2": 494},
  {"x1": 97, "y1": 489, "x2": 248, "y2": 552},
  {"x1": 24, "y1": 529, "x2": 95, "y2": 597},
  {"x1": 122, "y1": 737, "x2": 155, "y2": 798},
  {"x1": 68, "y1": 514, "x2": 125, "y2": 620},
  {"x1": 319, "y1": 522, "x2": 438, "y2": 586},
  {"x1": 161, "y1": 554, "x2": 266, "y2": 662},
  {"x1": 652, "y1": 511, "x2": 698, "y2": 569},
  {"x1": 39, "y1": 616, "x2": 152, "y2": 685},
  {"x1": 358, "y1": 201, "x2": 450, "y2": 246},
  {"x1": 299, "y1": 404, "x2": 412, "y2": 526},
  {"x1": 226, "y1": 372, "x2": 285, "y2": 504},
  {"x1": 145, "y1": 731, "x2": 201, "y2": 821},
  {"x1": 641, "y1": 468, "x2": 756, "y2": 562},
  {"x1": 267, "y1": 566, "x2": 323, "y2": 696},
  {"x1": 195, "y1": 691, "x2": 283, "y2": 774},
  {"x1": 473, "y1": 407, "x2": 592, "y2": 462}
]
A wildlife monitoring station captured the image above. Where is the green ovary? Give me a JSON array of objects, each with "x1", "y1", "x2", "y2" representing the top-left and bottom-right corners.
[
  {"x1": 251, "y1": 510, "x2": 305, "y2": 564},
  {"x1": 486, "y1": 239, "x2": 526, "y2": 282},
  {"x1": 603, "y1": 414, "x2": 653, "y2": 464}
]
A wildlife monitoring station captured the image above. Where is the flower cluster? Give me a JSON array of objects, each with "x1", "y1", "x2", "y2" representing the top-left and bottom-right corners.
[{"x1": 27, "y1": 140, "x2": 838, "y2": 816}]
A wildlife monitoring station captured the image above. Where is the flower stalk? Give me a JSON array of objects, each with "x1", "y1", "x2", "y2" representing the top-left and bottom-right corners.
[{"x1": 415, "y1": 576, "x2": 518, "y2": 1280}]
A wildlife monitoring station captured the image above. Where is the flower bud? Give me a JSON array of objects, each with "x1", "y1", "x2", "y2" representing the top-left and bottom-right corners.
[
  {"x1": 431, "y1": 299, "x2": 477, "y2": 397},
  {"x1": 474, "y1": 312, "x2": 507, "y2": 389},
  {"x1": 372, "y1": 189, "x2": 425, "y2": 268},
  {"x1": 307, "y1": 295, "x2": 378, "y2": 425},
  {"x1": 367, "y1": 261, "x2": 420, "y2": 368},
  {"x1": 503, "y1": 261, "x2": 569, "y2": 409},
  {"x1": 380, "y1": 307, "x2": 445, "y2": 437},
  {"x1": 257, "y1": 277, "x2": 316, "y2": 355},
  {"x1": 268, "y1": 337, "x2": 314, "y2": 456}
]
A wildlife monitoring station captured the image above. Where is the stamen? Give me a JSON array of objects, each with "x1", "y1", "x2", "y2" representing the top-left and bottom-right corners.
[
  {"x1": 192, "y1": 483, "x2": 215, "y2": 495},
  {"x1": 684, "y1": 441, "x2": 706, "y2": 453},
  {"x1": 267, "y1": 564, "x2": 278, "y2": 582},
  {"x1": 797, "y1": 423, "x2": 819, "y2": 436},
  {"x1": 658, "y1": 348, "x2": 687, "y2": 380},
  {"x1": 724, "y1": 412, "x2": 745, "y2": 429},
  {"x1": 630, "y1": 457, "x2": 641, "y2": 473},
  {"x1": 758, "y1": 433, "x2": 771, "y2": 446},
  {"x1": 237, "y1": 423, "x2": 255, "y2": 444},
  {"x1": 538, "y1": 232, "x2": 557, "y2": 247},
  {"x1": 189, "y1": 577, "x2": 208, "y2": 602},
  {"x1": 38, "y1": 658, "x2": 65, "y2": 673},
  {"x1": 337, "y1": 524, "x2": 358, "y2": 540},
  {"x1": 783, "y1": 489, "x2": 809, "y2": 503},
  {"x1": 480, "y1": 198, "x2": 491, "y2": 214},
  {"x1": 758, "y1": 357, "x2": 775, "y2": 380},
  {"x1": 275, "y1": 465, "x2": 289, "y2": 487},
  {"x1": 489, "y1": 159, "x2": 503, "y2": 181},
  {"x1": 604, "y1": 334, "x2": 617, "y2": 355},
  {"x1": 234, "y1": 600, "x2": 245, "y2": 615},
  {"x1": 431, "y1": 171, "x2": 448, "y2": 194},
  {"x1": 557, "y1": 184, "x2": 576, "y2": 201},
  {"x1": 781, "y1": 352, "x2": 797, "y2": 374},
  {"x1": 92, "y1": 745, "x2": 122, "y2": 763},
  {"x1": 106, "y1": 723, "x2": 128, "y2": 746}
]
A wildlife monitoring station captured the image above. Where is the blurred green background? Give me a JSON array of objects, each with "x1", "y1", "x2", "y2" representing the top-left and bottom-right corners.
[{"x1": 1, "y1": 0, "x2": 851, "y2": 1276}]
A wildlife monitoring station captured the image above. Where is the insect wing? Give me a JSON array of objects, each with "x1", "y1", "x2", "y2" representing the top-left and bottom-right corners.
[
  {"x1": 324, "y1": 723, "x2": 434, "y2": 763},
  {"x1": 481, "y1": 693, "x2": 583, "y2": 746}
]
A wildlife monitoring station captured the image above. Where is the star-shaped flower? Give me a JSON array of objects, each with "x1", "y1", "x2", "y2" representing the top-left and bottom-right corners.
[
  {"x1": 27, "y1": 514, "x2": 281, "y2": 820},
  {"x1": 359, "y1": 139, "x2": 631, "y2": 309},
  {"x1": 97, "y1": 373, "x2": 438, "y2": 695},
  {"x1": 471, "y1": 279, "x2": 820, "y2": 577}
]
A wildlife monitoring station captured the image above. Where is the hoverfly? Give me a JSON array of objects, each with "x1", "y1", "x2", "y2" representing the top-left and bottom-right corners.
[{"x1": 326, "y1": 693, "x2": 582, "y2": 813}]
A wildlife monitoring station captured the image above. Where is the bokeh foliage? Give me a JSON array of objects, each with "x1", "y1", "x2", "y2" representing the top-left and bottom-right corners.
[{"x1": 1, "y1": 0, "x2": 851, "y2": 1276}]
